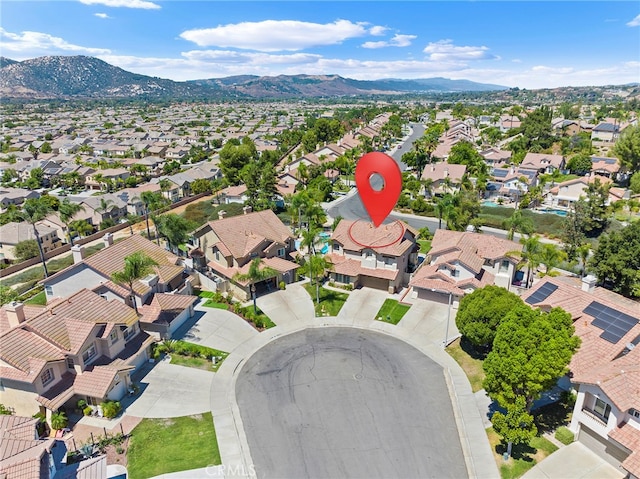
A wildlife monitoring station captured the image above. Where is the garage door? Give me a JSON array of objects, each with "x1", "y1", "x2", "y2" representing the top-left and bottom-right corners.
[
  {"x1": 358, "y1": 275, "x2": 389, "y2": 291},
  {"x1": 416, "y1": 288, "x2": 450, "y2": 305},
  {"x1": 578, "y1": 425, "x2": 629, "y2": 468}
]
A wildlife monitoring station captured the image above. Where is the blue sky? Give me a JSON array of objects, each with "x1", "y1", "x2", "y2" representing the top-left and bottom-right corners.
[{"x1": 1, "y1": 1, "x2": 639, "y2": 89}]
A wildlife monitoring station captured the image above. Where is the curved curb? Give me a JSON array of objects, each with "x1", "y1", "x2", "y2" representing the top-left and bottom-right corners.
[{"x1": 212, "y1": 316, "x2": 499, "y2": 479}]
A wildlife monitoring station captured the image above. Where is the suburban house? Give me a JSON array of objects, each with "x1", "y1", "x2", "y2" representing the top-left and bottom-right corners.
[
  {"x1": 591, "y1": 123, "x2": 620, "y2": 142},
  {"x1": 0, "y1": 289, "x2": 154, "y2": 422},
  {"x1": 190, "y1": 209, "x2": 300, "y2": 300},
  {"x1": 487, "y1": 166, "x2": 538, "y2": 203},
  {"x1": 0, "y1": 187, "x2": 40, "y2": 209},
  {"x1": 41, "y1": 234, "x2": 193, "y2": 316},
  {"x1": 521, "y1": 276, "x2": 640, "y2": 478},
  {"x1": 420, "y1": 162, "x2": 467, "y2": 196},
  {"x1": 409, "y1": 230, "x2": 522, "y2": 305},
  {"x1": 0, "y1": 414, "x2": 105, "y2": 478},
  {"x1": 480, "y1": 148, "x2": 512, "y2": 168},
  {"x1": 544, "y1": 175, "x2": 621, "y2": 211},
  {"x1": 84, "y1": 168, "x2": 131, "y2": 191},
  {"x1": 216, "y1": 184, "x2": 248, "y2": 204},
  {"x1": 552, "y1": 119, "x2": 580, "y2": 136},
  {"x1": 590, "y1": 156, "x2": 621, "y2": 180},
  {"x1": 521, "y1": 152, "x2": 566, "y2": 174},
  {"x1": 0, "y1": 221, "x2": 62, "y2": 261},
  {"x1": 326, "y1": 220, "x2": 419, "y2": 293}
]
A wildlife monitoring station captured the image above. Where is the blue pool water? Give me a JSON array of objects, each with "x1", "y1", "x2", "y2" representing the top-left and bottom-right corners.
[
  {"x1": 537, "y1": 208, "x2": 568, "y2": 217},
  {"x1": 481, "y1": 201, "x2": 501, "y2": 207}
]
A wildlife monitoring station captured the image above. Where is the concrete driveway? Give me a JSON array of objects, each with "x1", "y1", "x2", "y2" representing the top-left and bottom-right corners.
[
  {"x1": 256, "y1": 283, "x2": 315, "y2": 325},
  {"x1": 125, "y1": 359, "x2": 214, "y2": 418},
  {"x1": 398, "y1": 299, "x2": 457, "y2": 344},
  {"x1": 175, "y1": 305, "x2": 259, "y2": 353},
  {"x1": 522, "y1": 442, "x2": 624, "y2": 479},
  {"x1": 337, "y1": 287, "x2": 388, "y2": 325}
]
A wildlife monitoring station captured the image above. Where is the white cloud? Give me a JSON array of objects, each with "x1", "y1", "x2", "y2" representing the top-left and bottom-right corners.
[
  {"x1": 0, "y1": 27, "x2": 111, "y2": 57},
  {"x1": 627, "y1": 14, "x2": 640, "y2": 27},
  {"x1": 79, "y1": 0, "x2": 160, "y2": 9},
  {"x1": 180, "y1": 19, "x2": 368, "y2": 52},
  {"x1": 423, "y1": 39, "x2": 496, "y2": 61},
  {"x1": 94, "y1": 13, "x2": 111, "y2": 19},
  {"x1": 531, "y1": 65, "x2": 575, "y2": 74},
  {"x1": 362, "y1": 34, "x2": 417, "y2": 49},
  {"x1": 369, "y1": 26, "x2": 388, "y2": 36}
]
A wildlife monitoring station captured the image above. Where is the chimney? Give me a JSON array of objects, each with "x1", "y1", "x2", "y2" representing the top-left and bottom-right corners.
[
  {"x1": 218, "y1": 210, "x2": 227, "y2": 220},
  {"x1": 243, "y1": 206, "x2": 252, "y2": 215},
  {"x1": 444, "y1": 168, "x2": 449, "y2": 177},
  {"x1": 582, "y1": 274, "x2": 597, "y2": 293},
  {"x1": 71, "y1": 244, "x2": 85, "y2": 264},
  {"x1": 103, "y1": 232, "x2": 114, "y2": 248},
  {"x1": 431, "y1": 165, "x2": 436, "y2": 172},
  {"x1": 5, "y1": 302, "x2": 25, "y2": 328}
]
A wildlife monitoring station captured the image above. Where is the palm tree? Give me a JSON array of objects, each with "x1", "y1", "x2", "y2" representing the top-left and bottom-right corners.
[
  {"x1": 233, "y1": 258, "x2": 278, "y2": 314},
  {"x1": 11, "y1": 198, "x2": 54, "y2": 277},
  {"x1": 538, "y1": 243, "x2": 566, "y2": 276},
  {"x1": 504, "y1": 210, "x2": 534, "y2": 241},
  {"x1": 69, "y1": 219, "x2": 93, "y2": 239},
  {"x1": 307, "y1": 254, "x2": 330, "y2": 304},
  {"x1": 510, "y1": 235, "x2": 542, "y2": 288},
  {"x1": 95, "y1": 197, "x2": 116, "y2": 227},
  {"x1": 58, "y1": 198, "x2": 85, "y2": 246},
  {"x1": 435, "y1": 194, "x2": 455, "y2": 229},
  {"x1": 577, "y1": 244, "x2": 591, "y2": 277},
  {"x1": 111, "y1": 252, "x2": 158, "y2": 314},
  {"x1": 140, "y1": 191, "x2": 169, "y2": 245}
]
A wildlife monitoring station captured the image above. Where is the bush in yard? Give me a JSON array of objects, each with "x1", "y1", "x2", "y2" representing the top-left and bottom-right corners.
[
  {"x1": 101, "y1": 401, "x2": 121, "y2": 419},
  {"x1": 555, "y1": 426, "x2": 574, "y2": 445},
  {"x1": 83, "y1": 406, "x2": 93, "y2": 416},
  {"x1": 50, "y1": 411, "x2": 67, "y2": 430}
]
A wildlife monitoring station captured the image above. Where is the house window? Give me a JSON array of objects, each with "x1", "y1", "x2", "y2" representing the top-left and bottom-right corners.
[
  {"x1": 66, "y1": 357, "x2": 74, "y2": 369},
  {"x1": 452, "y1": 269, "x2": 460, "y2": 277},
  {"x1": 277, "y1": 248, "x2": 285, "y2": 258},
  {"x1": 110, "y1": 330, "x2": 118, "y2": 344},
  {"x1": 45, "y1": 285, "x2": 53, "y2": 295},
  {"x1": 123, "y1": 324, "x2": 137, "y2": 342},
  {"x1": 594, "y1": 398, "x2": 611, "y2": 421},
  {"x1": 41, "y1": 368, "x2": 54, "y2": 386},
  {"x1": 499, "y1": 260, "x2": 510, "y2": 273},
  {"x1": 336, "y1": 274, "x2": 351, "y2": 284},
  {"x1": 333, "y1": 242, "x2": 340, "y2": 252},
  {"x1": 82, "y1": 344, "x2": 97, "y2": 364},
  {"x1": 630, "y1": 409, "x2": 640, "y2": 419}
]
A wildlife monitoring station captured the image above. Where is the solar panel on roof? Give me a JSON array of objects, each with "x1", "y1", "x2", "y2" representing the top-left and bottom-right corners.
[
  {"x1": 584, "y1": 301, "x2": 639, "y2": 344},
  {"x1": 525, "y1": 282, "x2": 558, "y2": 304},
  {"x1": 493, "y1": 169, "x2": 508, "y2": 178}
]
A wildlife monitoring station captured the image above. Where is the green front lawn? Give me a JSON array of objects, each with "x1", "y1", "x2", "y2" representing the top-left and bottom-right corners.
[
  {"x1": 127, "y1": 413, "x2": 220, "y2": 479},
  {"x1": 446, "y1": 337, "x2": 486, "y2": 392},
  {"x1": 486, "y1": 427, "x2": 558, "y2": 479},
  {"x1": 375, "y1": 299, "x2": 411, "y2": 324},
  {"x1": 170, "y1": 349, "x2": 229, "y2": 372},
  {"x1": 202, "y1": 300, "x2": 229, "y2": 309},
  {"x1": 237, "y1": 305, "x2": 275, "y2": 329},
  {"x1": 304, "y1": 283, "x2": 349, "y2": 316},
  {"x1": 24, "y1": 290, "x2": 47, "y2": 305}
]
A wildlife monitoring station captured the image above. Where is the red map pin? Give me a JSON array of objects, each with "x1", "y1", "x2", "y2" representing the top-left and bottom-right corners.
[{"x1": 355, "y1": 151, "x2": 402, "y2": 227}]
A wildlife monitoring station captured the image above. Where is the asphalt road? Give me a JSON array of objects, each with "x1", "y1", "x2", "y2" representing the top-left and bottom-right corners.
[{"x1": 235, "y1": 327, "x2": 466, "y2": 479}]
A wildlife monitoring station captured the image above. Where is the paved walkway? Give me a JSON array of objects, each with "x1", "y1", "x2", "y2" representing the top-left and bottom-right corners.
[{"x1": 256, "y1": 283, "x2": 315, "y2": 326}]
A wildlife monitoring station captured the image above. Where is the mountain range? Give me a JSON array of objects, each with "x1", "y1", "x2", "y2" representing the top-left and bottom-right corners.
[{"x1": 0, "y1": 55, "x2": 508, "y2": 100}]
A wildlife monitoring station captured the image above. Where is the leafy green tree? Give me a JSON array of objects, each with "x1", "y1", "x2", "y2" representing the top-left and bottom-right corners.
[
  {"x1": 631, "y1": 172, "x2": 640, "y2": 195},
  {"x1": 9, "y1": 197, "x2": 55, "y2": 277},
  {"x1": 447, "y1": 141, "x2": 488, "y2": 177},
  {"x1": 0, "y1": 285, "x2": 19, "y2": 306},
  {"x1": 456, "y1": 286, "x2": 524, "y2": 349},
  {"x1": 39, "y1": 141, "x2": 52, "y2": 154},
  {"x1": 233, "y1": 258, "x2": 278, "y2": 314},
  {"x1": 581, "y1": 178, "x2": 610, "y2": 236},
  {"x1": 111, "y1": 252, "x2": 158, "y2": 313},
  {"x1": 50, "y1": 411, "x2": 67, "y2": 430},
  {"x1": 191, "y1": 178, "x2": 212, "y2": 195},
  {"x1": 483, "y1": 305, "x2": 579, "y2": 412},
  {"x1": 491, "y1": 396, "x2": 537, "y2": 458},
  {"x1": 590, "y1": 221, "x2": 640, "y2": 298},
  {"x1": 219, "y1": 137, "x2": 258, "y2": 185},
  {"x1": 58, "y1": 198, "x2": 85, "y2": 245},
  {"x1": 562, "y1": 201, "x2": 587, "y2": 261},
  {"x1": 538, "y1": 243, "x2": 567, "y2": 275},
  {"x1": 566, "y1": 152, "x2": 593, "y2": 175},
  {"x1": 14, "y1": 239, "x2": 40, "y2": 261},
  {"x1": 613, "y1": 124, "x2": 640, "y2": 173},
  {"x1": 156, "y1": 214, "x2": 196, "y2": 254}
]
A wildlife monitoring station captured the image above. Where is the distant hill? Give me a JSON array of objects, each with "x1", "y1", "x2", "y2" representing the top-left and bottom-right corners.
[{"x1": 0, "y1": 55, "x2": 511, "y2": 100}]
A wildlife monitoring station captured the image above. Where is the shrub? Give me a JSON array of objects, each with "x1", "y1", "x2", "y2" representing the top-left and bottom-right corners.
[
  {"x1": 50, "y1": 411, "x2": 67, "y2": 430},
  {"x1": 0, "y1": 404, "x2": 13, "y2": 415},
  {"x1": 555, "y1": 426, "x2": 574, "y2": 445},
  {"x1": 101, "y1": 401, "x2": 121, "y2": 419},
  {"x1": 77, "y1": 399, "x2": 87, "y2": 410},
  {"x1": 279, "y1": 281, "x2": 286, "y2": 290},
  {"x1": 83, "y1": 406, "x2": 93, "y2": 416}
]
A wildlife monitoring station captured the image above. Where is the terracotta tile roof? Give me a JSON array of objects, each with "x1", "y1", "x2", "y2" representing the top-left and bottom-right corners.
[
  {"x1": 326, "y1": 254, "x2": 399, "y2": 281},
  {"x1": 139, "y1": 293, "x2": 197, "y2": 326},
  {"x1": 522, "y1": 276, "x2": 640, "y2": 411},
  {"x1": 207, "y1": 256, "x2": 299, "y2": 284},
  {"x1": 522, "y1": 152, "x2": 564, "y2": 169},
  {"x1": 609, "y1": 421, "x2": 640, "y2": 477},
  {"x1": 261, "y1": 256, "x2": 301, "y2": 274},
  {"x1": 331, "y1": 220, "x2": 416, "y2": 257},
  {"x1": 207, "y1": 210, "x2": 293, "y2": 260},
  {"x1": 420, "y1": 162, "x2": 467, "y2": 182},
  {"x1": 0, "y1": 328, "x2": 65, "y2": 373},
  {"x1": 429, "y1": 229, "x2": 521, "y2": 261},
  {"x1": 0, "y1": 415, "x2": 55, "y2": 479}
]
